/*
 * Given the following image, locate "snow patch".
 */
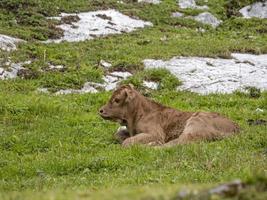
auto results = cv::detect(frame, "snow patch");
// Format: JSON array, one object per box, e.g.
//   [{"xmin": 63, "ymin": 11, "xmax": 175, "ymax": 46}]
[
  {"xmin": 0, "ymin": 34, "xmax": 24, "ymax": 51},
  {"xmin": 143, "ymin": 53, "xmax": 267, "ymax": 94},
  {"xmin": 240, "ymin": 1, "xmax": 267, "ymax": 19},
  {"xmin": 47, "ymin": 9, "xmax": 152, "ymax": 43}
]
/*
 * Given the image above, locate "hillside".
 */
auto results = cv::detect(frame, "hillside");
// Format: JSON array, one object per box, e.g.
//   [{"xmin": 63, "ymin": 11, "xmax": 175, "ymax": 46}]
[{"xmin": 0, "ymin": 0, "xmax": 267, "ymax": 199}]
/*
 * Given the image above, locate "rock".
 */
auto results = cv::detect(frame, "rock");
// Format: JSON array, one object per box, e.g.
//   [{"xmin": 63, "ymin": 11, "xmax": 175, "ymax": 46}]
[
  {"xmin": 54, "ymin": 71, "xmax": 132, "ymax": 95},
  {"xmin": 193, "ymin": 12, "xmax": 221, "ymax": 28},
  {"xmin": 0, "ymin": 61, "xmax": 31, "ymax": 80},
  {"xmin": 0, "ymin": 34, "xmax": 24, "ymax": 51},
  {"xmin": 46, "ymin": 9, "xmax": 152, "ymax": 43},
  {"xmin": 55, "ymin": 89, "xmax": 78, "ymax": 95},
  {"xmin": 110, "ymin": 71, "xmax": 132, "ymax": 79},
  {"xmin": 48, "ymin": 64, "xmax": 64, "ymax": 70},
  {"xmin": 209, "ymin": 180, "xmax": 245, "ymax": 197},
  {"xmin": 81, "ymin": 83, "xmax": 99, "ymax": 93},
  {"xmin": 138, "ymin": 0, "xmax": 161, "ymax": 4},
  {"xmin": 239, "ymin": 1, "xmax": 267, "ymax": 19},
  {"xmin": 143, "ymin": 81, "xmax": 159, "ymax": 90},
  {"xmin": 255, "ymin": 108, "xmax": 264, "ymax": 113},
  {"xmin": 178, "ymin": 0, "xmax": 209, "ymax": 10},
  {"xmin": 171, "ymin": 12, "xmax": 184, "ymax": 18},
  {"xmin": 143, "ymin": 53, "xmax": 267, "ymax": 94},
  {"xmin": 160, "ymin": 35, "xmax": 168, "ymax": 42},
  {"xmin": 37, "ymin": 88, "xmax": 49, "ymax": 93},
  {"xmin": 100, "ymin": 60, "xmax": 112, "ymax": 68}
]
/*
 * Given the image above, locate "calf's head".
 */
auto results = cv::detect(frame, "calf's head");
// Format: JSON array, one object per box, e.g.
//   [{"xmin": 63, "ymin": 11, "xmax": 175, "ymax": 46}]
[{"xmin": 99, "ymin": 85, "xmax": 136, "ymax": 125}]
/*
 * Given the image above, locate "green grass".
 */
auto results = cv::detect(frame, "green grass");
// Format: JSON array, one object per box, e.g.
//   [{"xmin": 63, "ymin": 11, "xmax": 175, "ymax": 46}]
[{"xmin": 0, "ymin": 0, "xmax": 267, "ymax": 199}]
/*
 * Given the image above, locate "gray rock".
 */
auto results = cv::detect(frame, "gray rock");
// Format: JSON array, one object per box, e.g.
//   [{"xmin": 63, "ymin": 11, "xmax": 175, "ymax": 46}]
[
  {"xmin": 143, "ymin": 81, "xmax": 159, "ymax": 90},
  {"xmin": 138, "ymin": 0, "xmax": 161, "ymax": 4},
  {"xmin": 46, "ymin": 9, "xmax": 152, "ymax": 43},
  {"xmin": 178, "ymin": 0, "xmax": 209, "ymax": 9},
  {"xmin": 172, "ymin": 12, "xmax": 184, "ymax": 18},
  {"xmin": 100, "ymin": 60, "xmax": 112, "ymax": 68},
  {"xmin": 0, "ymin": 61, "xmax": 31, "ymax": 80},
  {"xmin": 193, "ymin": 12, "xmax": 221, "ymax": 28},
  {"xmin": 239, "ymin": 1, "xmax": 267, "ymax": 19},
  {"xmin": 0, "ymin": 34, "xmax": 24, "ymax": 51},
  {"xmin": 143, "ymin": 53, "xmax": 267, "ymax": 94},
  {"xmin": 209, "ymin": 180, "xmax": 245, "ymax": 196}
]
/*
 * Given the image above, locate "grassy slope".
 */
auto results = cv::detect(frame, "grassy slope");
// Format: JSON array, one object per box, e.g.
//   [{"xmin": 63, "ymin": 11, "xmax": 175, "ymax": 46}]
[{"xmin": 0, "ymin": 0, "xmax": 267, "ymax": 199}]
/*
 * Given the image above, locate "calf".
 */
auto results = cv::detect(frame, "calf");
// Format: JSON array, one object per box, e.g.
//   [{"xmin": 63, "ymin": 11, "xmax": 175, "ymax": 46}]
[{"xmin": 99, "ymin": 85, "xmax": 240, "ymax": 147}]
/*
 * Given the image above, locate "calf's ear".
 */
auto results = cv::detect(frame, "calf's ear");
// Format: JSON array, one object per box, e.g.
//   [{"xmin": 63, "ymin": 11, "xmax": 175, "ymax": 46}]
[
  {"xmin": 128, "ymin": 84, "xmax": 134, "ymax": 89},
  {"xmin": 125, "ymin": 88, "xmax": 135, "ymax": 103}
]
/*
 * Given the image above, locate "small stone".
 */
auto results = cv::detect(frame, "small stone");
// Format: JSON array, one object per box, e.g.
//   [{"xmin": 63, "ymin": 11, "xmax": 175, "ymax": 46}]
[
  {"xmin": 143, "ymin": 81, "xmax": 159, "ymax": 90},
  {"xmin": 37, "ymin": 88, "xmax": 49, "ymax": 93},
  {"xmin": 81, "ymin": 83, "xmax": 99, "ymax": 93},
  {"xmin": 110, "ymin": 71, "xmax": 132, "ymax": 79},
  {"xmin": 100, "ymin": 60, "xmax": 112, "ymax": 68},
  {"xmin": 0, "ymin": 61, "xmax": 31, "ymax": 80},
  {"xmin": 193, "ymin": 12, "xmax": 221, "ymax": 28},
  {"xmin": 255, "ymin": 108, "xmax": 264, "ymax": 113},
  {"xmin": 172, "ymin": 12, "xmax": 184, "ymax": 18},
  {"xmin": 0, "ymin": 34, "xmax": 24, "ymax": 51},
  {"xmin": 178, "ymin": 0, "xmax": 209, "ymax": 9},
  {"xmin": 49, "ymin": 64, "xmax": 64, "ymax": 70},
  {"xmin": 138, "ymin": 0, "xmax": 161, "ymax": 4},
  {"xmin": 160, "ymin": 35, "xmax": 168, "ymax": 42}
]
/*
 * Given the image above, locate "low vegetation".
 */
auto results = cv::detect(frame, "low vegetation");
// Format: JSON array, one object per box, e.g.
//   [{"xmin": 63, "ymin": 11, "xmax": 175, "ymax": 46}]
[{"xmin": 0, "ymin": 0, "xmax": 266, "ymax": 199}]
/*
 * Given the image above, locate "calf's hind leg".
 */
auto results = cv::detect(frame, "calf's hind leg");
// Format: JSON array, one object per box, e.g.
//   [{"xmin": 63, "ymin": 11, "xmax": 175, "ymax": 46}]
[{"xmin": 163, "ymin": 115, "xmax": 227, "ymax": 147}]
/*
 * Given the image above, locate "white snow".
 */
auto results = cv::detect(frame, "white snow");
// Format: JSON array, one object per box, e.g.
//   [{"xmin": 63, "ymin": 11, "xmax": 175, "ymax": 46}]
[
  {"xmin": 0, "ymin": 34, "xmax": 24, "ymax": 51},
  {"xmin": 239, "ymin": 1, "xmax": 267, "ymax": 19},
  {"xmin": 143, "ymin": 53, "xmax": 267, "ymax": 94},
  {"xmin": 47, "ymin": 9, "xmax": 152, "ymax": 43}
]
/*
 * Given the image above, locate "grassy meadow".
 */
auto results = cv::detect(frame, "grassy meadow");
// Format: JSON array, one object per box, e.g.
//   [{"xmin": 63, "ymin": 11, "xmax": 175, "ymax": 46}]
[{"xmin": 0, "ymin": 0, "xmax": 267, "ymax": 199}]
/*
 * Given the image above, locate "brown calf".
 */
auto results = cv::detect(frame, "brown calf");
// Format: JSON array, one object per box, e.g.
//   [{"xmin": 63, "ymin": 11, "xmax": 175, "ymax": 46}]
[{"xmin": 99, "ymin": 85, "xmax": 240, "ymax": 147}]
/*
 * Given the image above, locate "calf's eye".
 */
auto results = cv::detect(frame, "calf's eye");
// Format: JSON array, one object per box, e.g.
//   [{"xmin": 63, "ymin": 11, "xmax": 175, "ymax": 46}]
[{"xmin": 114, "ymin": 98, "xmax": 120, "ymax": 103}]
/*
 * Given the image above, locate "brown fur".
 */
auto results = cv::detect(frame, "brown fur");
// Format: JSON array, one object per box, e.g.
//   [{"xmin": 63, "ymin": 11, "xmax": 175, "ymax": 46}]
[{"xmin": 99, "ymin": 85, "xmax": 240, "ymax": 147}]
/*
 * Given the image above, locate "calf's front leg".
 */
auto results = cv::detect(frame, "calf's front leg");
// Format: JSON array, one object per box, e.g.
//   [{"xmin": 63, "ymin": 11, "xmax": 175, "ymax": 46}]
[
  {"xmin": 114, "ymin": 126, "xmax": 130, "ymax": 143},
  {"xmin": 122, "ymin": 133, "xmax": 164, "ymax": 147}
]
